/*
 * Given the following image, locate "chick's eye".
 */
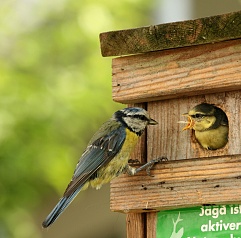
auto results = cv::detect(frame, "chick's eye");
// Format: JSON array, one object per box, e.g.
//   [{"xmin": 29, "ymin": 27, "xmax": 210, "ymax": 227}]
[{"xmin": 192, "ymin": 114, "xmax": 205, "ymax": 119}]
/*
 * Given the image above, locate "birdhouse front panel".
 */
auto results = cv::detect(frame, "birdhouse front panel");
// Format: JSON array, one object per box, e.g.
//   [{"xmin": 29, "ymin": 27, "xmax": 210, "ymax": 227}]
[
  {"xmin": 109, "ymin": 38, "xmax": 241, "ymax": 214},
  {"xmin": 147, "ymin": 91, "xmax": 241, "ymax": 161}
]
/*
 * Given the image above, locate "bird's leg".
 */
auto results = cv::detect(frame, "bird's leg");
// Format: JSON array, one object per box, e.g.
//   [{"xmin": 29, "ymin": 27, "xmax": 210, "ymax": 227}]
[{"xmin": 125, "ymin": 157, "xmax": 167, "ymax": 176}]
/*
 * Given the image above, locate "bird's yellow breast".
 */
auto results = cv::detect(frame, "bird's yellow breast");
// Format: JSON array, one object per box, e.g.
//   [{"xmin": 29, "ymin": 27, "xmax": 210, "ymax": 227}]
[
  {"xmin": 195, "ymin": 125, "xmax": 228, "ymax": 150},
  {"xmin": 90, "ymin": 128, "xmax": 139, "ymax": 189},
  {"xmin": 117, "ymin": 128, "xmax": 140, "ymax": 159}
]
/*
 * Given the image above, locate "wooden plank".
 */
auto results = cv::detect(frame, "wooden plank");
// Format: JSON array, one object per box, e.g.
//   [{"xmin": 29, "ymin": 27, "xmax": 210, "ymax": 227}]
[
  {"xmin": 112, "ymin": 39, "xmax": 241, "ymax": 103},
  {"xmin": 147, "ymin": 91, "xmax": 241, "ymax": 160},
  {"xmin": 147, "ymin": 213, "xmax": 157, "ymax": 238},
  {"xmin": 110, "ymin": 155, "xmax": 241, "ymax": 213},
  {"xmin": 126, "ymin": 213, "xmax": 145, "ymax": 238},
  {"xmin": 100, "ymin": 11, "xmax": 241, "ymax": 57}
]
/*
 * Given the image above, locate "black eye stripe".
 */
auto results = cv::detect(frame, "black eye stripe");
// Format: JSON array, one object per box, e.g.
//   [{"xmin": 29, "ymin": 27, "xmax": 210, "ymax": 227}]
[
  {"xmin": 130, "ymin": 115, "xmax": 148, "ymax": 120},
  {"xmin": 191, "ymin": 114, "xmax": 206, "ymax": 119}
]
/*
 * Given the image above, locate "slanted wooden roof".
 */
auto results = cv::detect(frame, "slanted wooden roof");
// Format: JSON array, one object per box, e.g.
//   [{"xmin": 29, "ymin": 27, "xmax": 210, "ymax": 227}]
[{"xmin": 100, "ymin": 11, "xmax": 241, "ymax": 57}]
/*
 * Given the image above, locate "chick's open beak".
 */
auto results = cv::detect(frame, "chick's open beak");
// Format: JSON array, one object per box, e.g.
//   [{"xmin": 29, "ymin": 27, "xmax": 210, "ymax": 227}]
[
  {"xmin": 148, "ymin": 118, "xmax": 158, "ymax": 125},
  {"xmin": 182, "ymin": 113, "xmax": 194, "ymax": 131}
]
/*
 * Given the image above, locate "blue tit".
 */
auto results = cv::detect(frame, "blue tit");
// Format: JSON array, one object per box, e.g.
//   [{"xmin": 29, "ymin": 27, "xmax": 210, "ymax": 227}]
[
  {"xmin": 42, "ymin": 107, "xmax": 160, "ymax": 228},
  {"xmin": 182, "ymin": 103, "xmax": 228, "ymax": 150}
]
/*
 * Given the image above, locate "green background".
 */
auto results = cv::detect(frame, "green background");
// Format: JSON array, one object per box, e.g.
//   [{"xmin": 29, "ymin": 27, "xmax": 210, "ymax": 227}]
[{"xmin": 1, "ymin": 0, "xmax": 241, "ymax": 237}]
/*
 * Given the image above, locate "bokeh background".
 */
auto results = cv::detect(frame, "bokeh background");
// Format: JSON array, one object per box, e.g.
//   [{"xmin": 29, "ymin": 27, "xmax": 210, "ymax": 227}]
[{"xmin": 0, "ymin": 0, "xmax": 241, "ymax": 237}]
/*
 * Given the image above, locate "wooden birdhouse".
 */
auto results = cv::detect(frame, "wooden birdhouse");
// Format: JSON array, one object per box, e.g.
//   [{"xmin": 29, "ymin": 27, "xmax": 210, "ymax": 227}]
[{"xmin": 100, "ymin": 11, "xmax": 241, "ymax": 238}]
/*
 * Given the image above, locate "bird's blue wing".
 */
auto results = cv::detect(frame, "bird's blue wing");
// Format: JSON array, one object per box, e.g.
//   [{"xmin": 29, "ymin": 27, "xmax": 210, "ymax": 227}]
[
  {"xmin": 42, "ymin": 124, "xmax": 126, "ymax": 228},
  {"xmin": 63, "ymin": 124, "xmax": 126, "ymax": 196}
]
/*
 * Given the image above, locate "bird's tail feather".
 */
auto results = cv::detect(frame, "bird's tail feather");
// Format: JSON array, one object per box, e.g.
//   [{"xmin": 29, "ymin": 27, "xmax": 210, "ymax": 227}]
[{"xmin": 42, "ymin": 188, "xmax": 81, "ymax": 228}]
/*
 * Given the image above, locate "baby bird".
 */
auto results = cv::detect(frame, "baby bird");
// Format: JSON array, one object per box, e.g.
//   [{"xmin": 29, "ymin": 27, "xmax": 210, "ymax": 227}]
[{"xmin": 183, "ymin": 103, "xmax": 228, "ymax": 150}]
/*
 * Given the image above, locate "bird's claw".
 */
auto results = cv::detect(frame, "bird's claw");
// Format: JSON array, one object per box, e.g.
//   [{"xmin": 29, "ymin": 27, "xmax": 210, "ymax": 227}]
[
  {"xmin": 128, "ymin": 159, "xmax": 140, "ymax": 164},
  {"xmin": 157, "ymin": 156, "xmax": 168, "ymax": 162},
  {"xmin": 145, "ymin": 156, "xmax": 168, "ymax": 177}
]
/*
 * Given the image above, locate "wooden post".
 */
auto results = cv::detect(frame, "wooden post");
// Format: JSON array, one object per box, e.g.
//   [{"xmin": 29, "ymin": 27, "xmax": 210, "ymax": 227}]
[
  {"xmin": 126, "ymin": 103, "xmax": 146, "ymax": 238},
  {"xmin": 100, "ymin": 11, "xmax": 241, "ymax": 237}
]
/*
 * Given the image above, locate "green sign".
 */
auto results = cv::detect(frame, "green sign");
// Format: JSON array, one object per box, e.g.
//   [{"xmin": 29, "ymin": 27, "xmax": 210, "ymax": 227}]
[{"xmin": 157, "ymin": 205, "xmax": 241, "ymax": 238}]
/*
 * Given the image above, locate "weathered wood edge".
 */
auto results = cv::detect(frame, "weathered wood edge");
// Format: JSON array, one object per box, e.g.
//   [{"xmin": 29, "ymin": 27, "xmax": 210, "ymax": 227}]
[
  {"xmin": 110, "ymin": 155, "xmax": 241, "ymax": 213},
  {"xmin": 100, "ymin": 11, "xmax": 241, "ymax": 57}
]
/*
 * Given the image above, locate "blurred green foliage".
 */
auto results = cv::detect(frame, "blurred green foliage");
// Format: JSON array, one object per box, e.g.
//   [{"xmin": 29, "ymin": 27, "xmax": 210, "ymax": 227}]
[{"xmin": 0, "ymin": 0, "xmax": 152, "ymax": 237}]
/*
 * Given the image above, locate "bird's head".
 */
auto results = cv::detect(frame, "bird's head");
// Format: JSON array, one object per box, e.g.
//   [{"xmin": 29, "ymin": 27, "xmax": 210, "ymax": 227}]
[
  {"xmin": 182, "ymin": 103, "xmax": 217, "ymax": 132},
  {"xmin": 114, "ymin": 107, "xmax": 158, "ymax": 135}
]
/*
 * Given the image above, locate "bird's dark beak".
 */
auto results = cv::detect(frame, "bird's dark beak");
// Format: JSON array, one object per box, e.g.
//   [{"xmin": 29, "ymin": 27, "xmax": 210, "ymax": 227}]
[
  {"xmin": 182, "ymin": 113, "xmax": 194, "ymax": 131},
  {"xmin": 148, "ymin": 118, "xmax": 158, "ymax": 125}
]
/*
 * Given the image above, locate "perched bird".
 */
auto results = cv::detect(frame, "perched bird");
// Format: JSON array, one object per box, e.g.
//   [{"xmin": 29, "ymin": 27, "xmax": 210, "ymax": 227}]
[
  {"xmin": 182, "ymin": 103, "xmax": 228, "ymax": 150},
  {"xmin": 42, "ymin": 107, "xmax": 161, "ymax": 228}
]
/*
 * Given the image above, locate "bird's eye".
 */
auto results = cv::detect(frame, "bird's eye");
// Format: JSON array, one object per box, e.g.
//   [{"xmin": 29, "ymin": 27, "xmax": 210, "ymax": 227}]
[
  {"xmin": 132, "ymin": 115, "xmax": 148, "ymax": 121},
  {"xmin": 192, "ymin": 114, "xmax": 205, "ymax": 119},
  {"xmin": 139, "ymin": 115, "xmax": 147, "ymax": 120}
]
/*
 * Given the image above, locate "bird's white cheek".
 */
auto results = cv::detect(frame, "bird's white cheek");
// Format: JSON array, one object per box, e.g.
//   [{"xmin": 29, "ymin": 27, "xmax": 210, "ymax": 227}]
[{"xmin": 193, "ymin": 122, "xmax": 201, "ymax": 131}]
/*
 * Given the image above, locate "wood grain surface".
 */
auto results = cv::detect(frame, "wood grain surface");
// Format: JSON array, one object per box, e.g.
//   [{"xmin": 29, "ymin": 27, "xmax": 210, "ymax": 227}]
[
  {"xmin": 112, "ymin": 39, "xmax": 241, "ymax": 103},
  {"xmin": 111, "ymin": 91, "xmax": 241, "ymax": 213},
  {"xmin": 147, "ymin": 91, "xmax": 241, "ymax": 160},
  {"xmin": 100, "ymin": 11, "xmax": 241, "ymax": 57},
  {"xmin": 111, "ymin": 155, "xmax": 241, "ymax": 213}
]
